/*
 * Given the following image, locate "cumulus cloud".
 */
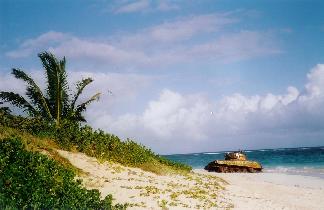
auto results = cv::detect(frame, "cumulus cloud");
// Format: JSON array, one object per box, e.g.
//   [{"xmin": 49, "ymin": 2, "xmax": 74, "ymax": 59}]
[
  {"xmin": 304, "ymin": 64, "xmax": 324, "ymax": 97},
  {"xmin": 83, "ymin": 64, "xmax": 324, "ymax": 154}
]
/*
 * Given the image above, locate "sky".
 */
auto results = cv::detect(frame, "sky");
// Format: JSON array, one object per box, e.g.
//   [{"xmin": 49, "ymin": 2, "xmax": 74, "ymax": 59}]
[{"xmin": 1, "ymin": 0, "xmax": 324, "ymax": 154}]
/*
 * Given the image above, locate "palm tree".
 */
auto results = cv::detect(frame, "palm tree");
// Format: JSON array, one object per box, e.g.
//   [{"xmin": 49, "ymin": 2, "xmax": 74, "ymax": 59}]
[{"xmin": 0, "ymin": 52, "xmax": 100, "ymax": 127}]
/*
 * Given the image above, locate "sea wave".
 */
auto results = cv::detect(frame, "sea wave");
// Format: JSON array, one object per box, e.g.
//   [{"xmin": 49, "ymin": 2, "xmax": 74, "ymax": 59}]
[
  {"xmin": 265, "ymin": 166, "xmax": 324, "ymax": 178},
  {"xmin": 273, "ymin": 148, "xmax": 286, "ymax": 151},
  {"xmin": 203, "ymin": 152, "xmax": 220, "ymax": 155}
]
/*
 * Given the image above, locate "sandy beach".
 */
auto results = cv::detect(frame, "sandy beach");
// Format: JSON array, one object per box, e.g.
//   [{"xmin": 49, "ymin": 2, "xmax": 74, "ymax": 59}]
[
  {"xmin": 57, "ymin": 150, "xmax": 232, "ymax": 209},
  {"xmin": 57, "ymin": 150, "xmax": 324, "ymax": 209},
  {"xmin": 196, "ymin": 170, "xmax": 324, "ymax": 210}
]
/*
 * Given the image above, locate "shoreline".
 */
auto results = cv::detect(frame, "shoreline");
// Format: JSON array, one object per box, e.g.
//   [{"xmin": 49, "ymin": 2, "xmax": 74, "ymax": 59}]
[
  {"xmin": 193, "ymin": 166, "xmax": 324, "ymax": 180},
  {"xmin": 195, "ymin": 169, "xmax": 324, "ymax": 210}
]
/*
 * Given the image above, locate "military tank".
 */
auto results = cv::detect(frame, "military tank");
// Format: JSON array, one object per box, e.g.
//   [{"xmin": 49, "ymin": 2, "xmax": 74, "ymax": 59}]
[{"xmin": 204, "ymin": 151, "xmax": 262, "ymax": 173}]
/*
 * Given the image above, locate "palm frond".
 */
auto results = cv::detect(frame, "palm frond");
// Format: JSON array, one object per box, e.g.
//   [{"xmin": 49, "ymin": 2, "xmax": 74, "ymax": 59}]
[
  {"xmin": 11, "ymin": 68, "xmax": 52, "ymax": 119},
  {"xmin": 0, "ymin": 91, "xmax": 38, "ymax": 116},
  {"xmin": 74, "ymin": 92, "xmax": 101, "ymax": 122},
  {"xmin": 59, "ymin": 56, "xmax": 70, "ymax": 115},
  {"xmin": 38, "ymin": 52, "xmax": 69, "ymax": 124},
  {"xmin": 71, "ymin": 77, "xmax": 94, "ymax": 110}
]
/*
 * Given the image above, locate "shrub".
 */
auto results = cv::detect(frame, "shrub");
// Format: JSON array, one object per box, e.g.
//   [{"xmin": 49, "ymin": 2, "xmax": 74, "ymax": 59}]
[
  {"xmin": 0, "ymin": 137, "xmax": 126, "ymax": 209},
  {"xmin": 53, "ymin": 124, "xmax": 191, "ymax": 172}
]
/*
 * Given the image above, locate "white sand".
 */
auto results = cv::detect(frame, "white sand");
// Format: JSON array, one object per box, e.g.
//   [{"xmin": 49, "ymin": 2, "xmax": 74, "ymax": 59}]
[
  {"xmin": 57, "ymin": 150, "xmax": 231, "ymax": 209},
  {"xmin": 195, "ymin": 169, "xmax": 324, "ymax": 210},
  {"xmin": 56, "ymin": 149, "xmax": 324, "ymax": 209}
]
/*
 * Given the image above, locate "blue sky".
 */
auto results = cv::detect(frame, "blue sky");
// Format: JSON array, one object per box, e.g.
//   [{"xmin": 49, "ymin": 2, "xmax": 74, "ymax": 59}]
[{"xmin": 1, "ymin": 0, "xmax": 324, "ymax": 154}]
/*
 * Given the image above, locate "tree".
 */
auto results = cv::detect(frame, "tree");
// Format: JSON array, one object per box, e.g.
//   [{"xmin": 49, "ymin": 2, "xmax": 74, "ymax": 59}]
[{"xmin": 0, "ymin": 52, "xmax": 100, "ymax": 126}]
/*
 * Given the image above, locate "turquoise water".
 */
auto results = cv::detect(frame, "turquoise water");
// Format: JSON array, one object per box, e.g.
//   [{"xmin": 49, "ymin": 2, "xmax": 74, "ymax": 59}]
[{"xmin": 164, "ymin": 146, "xmax": 324, "ymax": 178}]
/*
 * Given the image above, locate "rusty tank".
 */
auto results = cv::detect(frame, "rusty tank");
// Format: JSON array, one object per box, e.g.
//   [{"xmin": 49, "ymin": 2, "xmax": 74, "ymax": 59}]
[{"xmin": 204, "ymin": 151, "xmax": 262, "ymax": 173}]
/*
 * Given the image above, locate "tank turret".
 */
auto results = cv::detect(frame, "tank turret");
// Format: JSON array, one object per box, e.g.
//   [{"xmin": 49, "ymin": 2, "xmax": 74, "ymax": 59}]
[{"xmin": 224, "ymin": 151, "xmax": 247, "ymax": 161}]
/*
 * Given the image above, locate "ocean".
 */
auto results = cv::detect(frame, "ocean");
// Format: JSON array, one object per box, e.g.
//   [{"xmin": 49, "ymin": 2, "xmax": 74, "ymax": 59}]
[{"xmin": 164, "ymin": 146, "xmax": 324, "ymax": 179}]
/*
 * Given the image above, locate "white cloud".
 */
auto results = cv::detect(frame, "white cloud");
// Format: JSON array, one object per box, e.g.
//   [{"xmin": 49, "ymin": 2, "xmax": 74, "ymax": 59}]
[
  {"xmin": 116, "ymin": 13, "xmax": 237, "ymax": 48},
  {"xmin": 141, "ymin": 90, "xmax": 210, "ymax": 139},
  {"xmin": 115, "ymin": 0, "xmax": 150, "ymax": 13},
  {"xmin": 68, "ymin": 71, "xmax": 154, "ymax": 106},
  {"xmin": 304, "ymin": 64, "xmax": 324, "ymax": 98},
  {"xmin": 6, "ymin": 33, "xmax": 151, "ymax": 67},
  {"xmin": 146, "ymin": 14, "xmax": 237, "ymax": 42},
  {"xmin": 157, "ymin": 0, "xmax": 179, "ymax": 11},
  {"xmin": 50, "ymin": 37, "xmax": 150, "ymax": 65},
  {"xmin": 6, "ymin": 30, "xmax": 279, "ymax": 69},
  {"xmin": 113, "ymin": 0, "xmax": 179, "ymax": 13},
  {"xmin": 0, "ymin": 72, "xmax": 26, "ymax": 95},
  {"xmin": 6, "ymin": 31, "xmax": 69, "ymax": 58}
]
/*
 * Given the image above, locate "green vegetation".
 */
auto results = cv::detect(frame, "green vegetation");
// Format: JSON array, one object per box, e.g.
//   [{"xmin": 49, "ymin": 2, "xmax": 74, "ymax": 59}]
[
  {"xmin": 0, "ymin": 110, "xmax": 191, "ymax": 174},
  {"xmin": 158, "ymin": 199, "xmax": 168, "ymax": 210},
  {"xmin": 0, "ymin": 114, "xmax": 191, "ymax": 209},
  {"xmin": 0, "ymin": 137, "xmax": 126, "ymax": 209}
]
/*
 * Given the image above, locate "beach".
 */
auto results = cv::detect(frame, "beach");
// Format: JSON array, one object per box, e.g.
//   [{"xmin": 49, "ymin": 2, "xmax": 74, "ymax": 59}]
[
  {"xmin": 57, "ymin": 150, "xmax": 232, "ymax": 209},
  {"xmin": 57, "ymin": 149, "xmax": 324, "ymax": 209}
]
